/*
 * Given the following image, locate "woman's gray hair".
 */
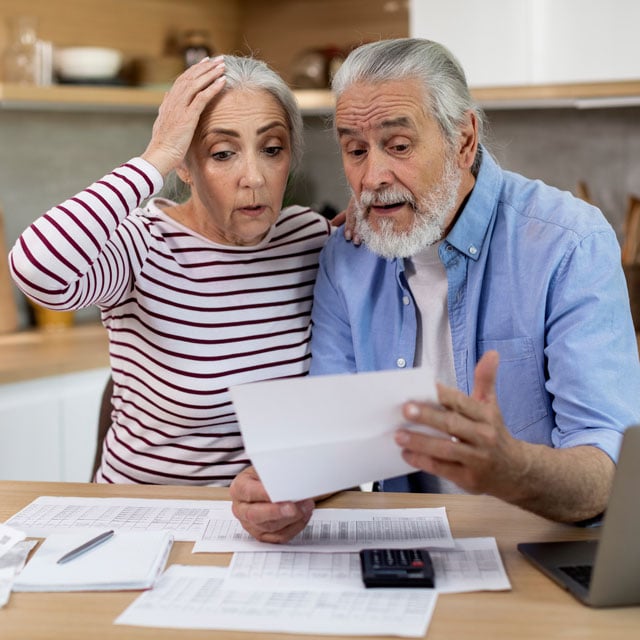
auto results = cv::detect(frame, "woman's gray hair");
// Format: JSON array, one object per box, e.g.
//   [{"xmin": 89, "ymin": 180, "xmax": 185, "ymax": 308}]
[
  {"xmin": 221, "ymin": 55, "xmax": 304, "ymax": 173},
  {"xmin": 332, "ymin": 38, "xmax": 485, "ymax": 174}
]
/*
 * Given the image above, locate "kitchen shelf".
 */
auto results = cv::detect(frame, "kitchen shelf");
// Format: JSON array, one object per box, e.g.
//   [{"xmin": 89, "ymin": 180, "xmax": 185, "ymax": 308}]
[
  {"xmin": 3, "ymin": 79, "xmax": 640, "ymax": 115},
  {"xmin": 0, "ymin": 322, "xmax": 109, "ymax": 385},
  {"xmin": 0, "ymin": 83, "xmax": 165, "ymax": 113},
  {"xmin": 472, "ymin": 79, "xmax": 640, "ymax": 110}
]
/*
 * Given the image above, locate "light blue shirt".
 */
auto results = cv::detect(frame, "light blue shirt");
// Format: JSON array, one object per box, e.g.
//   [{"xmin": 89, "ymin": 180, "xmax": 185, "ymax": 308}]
[{"xmin": 310, "ymin": 150, "xmax": 640, "ymax": 493}]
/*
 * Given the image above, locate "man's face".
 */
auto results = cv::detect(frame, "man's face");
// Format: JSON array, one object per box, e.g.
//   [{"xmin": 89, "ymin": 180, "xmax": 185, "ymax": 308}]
[{"xmin": 335, "ymin": 78, "xmax": 465, "ymax": 258}]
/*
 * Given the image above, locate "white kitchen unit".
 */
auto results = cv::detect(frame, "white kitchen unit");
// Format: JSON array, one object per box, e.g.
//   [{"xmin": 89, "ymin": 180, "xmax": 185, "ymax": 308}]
[
  {"xmin": 0, "ymin": 367, "xmax": 109, "ymax": 482},
  {"xmin": 410, "ymin": 0, "xmax": 640, "ymax": 87}
]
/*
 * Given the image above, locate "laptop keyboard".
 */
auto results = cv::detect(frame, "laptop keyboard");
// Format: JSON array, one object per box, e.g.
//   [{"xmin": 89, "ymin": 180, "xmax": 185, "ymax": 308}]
[{"xmin": 559, "ymin": 564, "xmax": 592, "ymax": 588}]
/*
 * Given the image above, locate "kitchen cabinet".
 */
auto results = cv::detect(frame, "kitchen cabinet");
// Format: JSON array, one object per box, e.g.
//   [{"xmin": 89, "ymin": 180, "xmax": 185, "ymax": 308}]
[
  {"xmin": 0, "ymin": 324, "xmax": 109, "ymax": 482},
  {"xmin": 0, "ymin": 367, "xmax": 109, "ymax": 482},
  {"xmin": 410, "ymin": 0, "xmax": 640, "ymax": 88}
]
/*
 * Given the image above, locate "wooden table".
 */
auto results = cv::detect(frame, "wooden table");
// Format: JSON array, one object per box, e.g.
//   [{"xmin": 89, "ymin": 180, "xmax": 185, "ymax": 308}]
[{"xmin": 1, "ymin": 481, "xmax": 638, "ymax": 639}]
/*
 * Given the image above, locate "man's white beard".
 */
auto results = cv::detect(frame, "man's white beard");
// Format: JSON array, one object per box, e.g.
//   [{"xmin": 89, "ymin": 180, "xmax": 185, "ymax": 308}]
[{"xmin": 353, "ymin": 154, "xmax": 462, "ymax": 259}]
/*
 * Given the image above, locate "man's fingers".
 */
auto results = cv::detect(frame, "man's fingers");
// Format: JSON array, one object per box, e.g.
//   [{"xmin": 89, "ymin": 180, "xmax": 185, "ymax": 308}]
[
  {"xmin": 403, "ymin": 398, "xmax": 483, "ymax": 445},
  {"xmin": 471, "ymin": 350, "xmax": 499, "ymax": 403}
]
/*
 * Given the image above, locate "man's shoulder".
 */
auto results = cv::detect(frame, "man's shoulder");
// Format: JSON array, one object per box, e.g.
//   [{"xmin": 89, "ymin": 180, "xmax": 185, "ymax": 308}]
[
  {"xmin": 322, "ymin": 227, "xmax": 388, "ymax": 269},
  {"xmin": 499, "ymin": 170, "xmax": 611, "ymax": 236}
]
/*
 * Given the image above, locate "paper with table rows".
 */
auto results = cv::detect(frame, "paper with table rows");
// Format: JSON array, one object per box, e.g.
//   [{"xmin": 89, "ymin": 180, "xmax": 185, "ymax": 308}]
[
  {"xmin": 7, "ymin": 497, "xmax": 455, "ymax": 552},
  {"xmin": 116, "ymin": 538, "xmax": 510, "ymax": 636},
  {"xmin": 116, "ymin": 564, "xmax": 438, "ymax": 637},
  {"xmin": 193, "ymin": 506, "xmax": 455, "ymax": 553},
  {"xmin": 5, "ymin": 496, "xmax": 229, "ymax": 541},
  {"xmin": 223, "ymin": 537, "xmax": 511, "ymax": 594}
]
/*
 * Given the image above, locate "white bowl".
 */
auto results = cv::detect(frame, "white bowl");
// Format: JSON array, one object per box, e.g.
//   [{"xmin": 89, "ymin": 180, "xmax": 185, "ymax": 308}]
[{"xmin": 54, "ymin": 47, "xmax": 123, "ymax": 81}]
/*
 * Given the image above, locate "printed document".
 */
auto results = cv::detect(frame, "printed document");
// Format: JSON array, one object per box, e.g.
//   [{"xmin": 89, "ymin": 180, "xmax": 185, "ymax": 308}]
[
  {"xmin": 223, "ymin": 537, "xmax": 511, "ymax": 594},
  {"xmin": 6, "ymin": 496, "xmax": 229, "ymax": 541},
  {"xmin": 116, "ymin": 564, "xmax": 438, "ymax": 637},
  {"xmin": 229, "ymin": 367, "xmax": 439, "ymax": 501},
  {"xmin": 194, "ymin": 506, "xmax": 454, "ymax": 553}
]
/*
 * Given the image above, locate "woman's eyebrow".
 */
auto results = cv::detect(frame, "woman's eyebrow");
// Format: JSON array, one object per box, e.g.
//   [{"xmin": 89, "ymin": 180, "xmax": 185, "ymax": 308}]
[
  {"xmin": 256, "ymin": 120, "xmax": 288, "ymax": 135},
  {"xmin": 202, "ymin": 121, "xmax": 286, "ymax": 139}
]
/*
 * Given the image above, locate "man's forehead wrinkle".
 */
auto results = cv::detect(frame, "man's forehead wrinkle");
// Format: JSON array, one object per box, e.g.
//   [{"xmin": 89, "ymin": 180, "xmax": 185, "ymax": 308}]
[
  {"xmin": 336, "ymin": 95, "xmax": 421, "ymax": 135},
  {"xmin": 336, "ymin": 109, "xmax": 413, "ymax": 134}
]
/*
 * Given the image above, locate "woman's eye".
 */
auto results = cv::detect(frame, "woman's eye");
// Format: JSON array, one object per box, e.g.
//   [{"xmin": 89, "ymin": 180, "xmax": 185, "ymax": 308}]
[
  {"xmin": 212, "ymin": 150, "xmax": 233, "ymax": 161},
  {"xmin": 263, "ymin": 146, "xmax": 283, "ymax": 157}
]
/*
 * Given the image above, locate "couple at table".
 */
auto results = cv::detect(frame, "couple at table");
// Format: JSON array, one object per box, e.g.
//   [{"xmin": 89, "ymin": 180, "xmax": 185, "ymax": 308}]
[{"xmin": 10, "ymin": 38, "xmax": 640, "ymax": 542}]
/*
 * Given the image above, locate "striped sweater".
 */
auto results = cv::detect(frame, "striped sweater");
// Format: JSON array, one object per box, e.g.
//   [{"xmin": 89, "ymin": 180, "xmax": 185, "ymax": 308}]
[{"xmin": 9, "ymin": 157, "xmax": 332, "ymax": 485}]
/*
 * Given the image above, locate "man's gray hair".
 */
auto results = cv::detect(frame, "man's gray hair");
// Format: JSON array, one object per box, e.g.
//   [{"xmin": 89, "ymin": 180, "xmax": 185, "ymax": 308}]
[
  {"xmin": 222, "ymin": 55, "xmax": 304, "ymax": 172},
  {"xmin": 332, "ymin": 38, "xmax": 485, "ymax": 173}
]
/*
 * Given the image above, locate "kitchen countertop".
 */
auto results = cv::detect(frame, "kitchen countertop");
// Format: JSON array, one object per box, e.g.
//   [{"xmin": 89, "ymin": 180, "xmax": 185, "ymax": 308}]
[{"xmin": 0, "ymin": 322, "xmax": 109, "ymax": 385}]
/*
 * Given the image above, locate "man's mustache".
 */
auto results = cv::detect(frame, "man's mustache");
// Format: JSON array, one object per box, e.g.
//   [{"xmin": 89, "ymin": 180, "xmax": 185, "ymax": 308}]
[{"xmin": 356, "ymin": 188, "xmax": 417, "ymax": 211}]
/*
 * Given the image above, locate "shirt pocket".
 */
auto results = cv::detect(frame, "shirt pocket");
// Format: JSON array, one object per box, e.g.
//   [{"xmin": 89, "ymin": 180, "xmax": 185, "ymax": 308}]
[{"xmin": 477, "ymin": 337, "xmax": 548, "ymax": 435}]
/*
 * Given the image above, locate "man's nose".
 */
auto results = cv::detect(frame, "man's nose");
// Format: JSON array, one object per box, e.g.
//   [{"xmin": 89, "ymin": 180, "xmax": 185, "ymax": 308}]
[{"xmin": 361, "ymin": 150, "xmax": 393, "ymax": 191}]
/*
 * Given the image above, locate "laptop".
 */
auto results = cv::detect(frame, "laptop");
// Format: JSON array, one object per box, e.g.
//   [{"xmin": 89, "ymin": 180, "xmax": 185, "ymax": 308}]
[{"xmin": 518, "ymin": 425, "xmax": 640, "ymax": 607}]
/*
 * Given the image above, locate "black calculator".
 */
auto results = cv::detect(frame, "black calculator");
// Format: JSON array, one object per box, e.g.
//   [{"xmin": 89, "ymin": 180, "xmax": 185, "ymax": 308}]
[{"xmin": 359, "ymin": 548, "xmax": 435, "ymax": 588}]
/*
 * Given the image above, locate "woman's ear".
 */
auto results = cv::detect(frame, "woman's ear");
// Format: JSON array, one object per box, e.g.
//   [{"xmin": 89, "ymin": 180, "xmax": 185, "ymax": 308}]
[{"xmin": 175, "ymin": 163, "xmax": 191, "ymax": 186}]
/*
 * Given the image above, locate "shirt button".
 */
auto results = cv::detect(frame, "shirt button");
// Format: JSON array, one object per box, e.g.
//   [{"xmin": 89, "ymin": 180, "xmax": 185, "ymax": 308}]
[
  {"xmin": 469, "ymin": 245, "xmax": 478, "ymax": 255},
  {"xmin": 402, "ymin": 295, "xmax": 410, "ymax": 305},
  {"xmin": 396, "ymin": 358, "xmax": 406, "ymax": 368}
]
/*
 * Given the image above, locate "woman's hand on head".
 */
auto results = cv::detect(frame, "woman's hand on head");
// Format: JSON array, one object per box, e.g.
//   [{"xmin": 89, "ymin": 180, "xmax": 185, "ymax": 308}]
[{"xmin": 141, "ymin": 56, "xmax": 227, "ymax": 176}]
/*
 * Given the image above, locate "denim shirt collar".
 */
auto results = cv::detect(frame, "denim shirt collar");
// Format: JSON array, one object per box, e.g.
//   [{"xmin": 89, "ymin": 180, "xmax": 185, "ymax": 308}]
[
  {"xmin": 391, "ymin": 147, "xmax": 503, "ymax": 277},
  {"xmin": 445, "ymin": 147, "xmax": 504, "ymax": 261}
]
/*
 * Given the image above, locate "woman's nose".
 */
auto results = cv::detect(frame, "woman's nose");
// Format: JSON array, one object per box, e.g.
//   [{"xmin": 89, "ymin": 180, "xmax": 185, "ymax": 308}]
[{"xmin": 239, "ymin": 154, "xmax": 266, "ymax": 189}]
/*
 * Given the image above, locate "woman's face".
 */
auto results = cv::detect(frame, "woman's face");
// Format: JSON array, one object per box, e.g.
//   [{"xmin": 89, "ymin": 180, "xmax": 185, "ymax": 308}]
[{"xmin": 181, "ymin": 88, "xmax": 292, "ymax": 246}]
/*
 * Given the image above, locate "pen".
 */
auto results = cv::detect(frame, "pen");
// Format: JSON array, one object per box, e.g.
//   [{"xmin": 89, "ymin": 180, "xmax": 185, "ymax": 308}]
[{"xmin": 56, "ymin": 530, "xmax": 115, "ymax": 564}]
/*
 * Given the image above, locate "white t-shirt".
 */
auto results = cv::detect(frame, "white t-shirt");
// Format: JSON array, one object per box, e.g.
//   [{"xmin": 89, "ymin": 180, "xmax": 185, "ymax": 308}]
[{"xmin": 405, "ymin": 242, "xmax": 464, "ymax": 494}]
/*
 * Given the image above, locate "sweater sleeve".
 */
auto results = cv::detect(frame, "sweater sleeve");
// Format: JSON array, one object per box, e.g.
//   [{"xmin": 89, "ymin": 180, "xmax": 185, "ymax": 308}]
[{"xmin": 8, "ymin": 157, "xmax": 164, "ymax": 311}]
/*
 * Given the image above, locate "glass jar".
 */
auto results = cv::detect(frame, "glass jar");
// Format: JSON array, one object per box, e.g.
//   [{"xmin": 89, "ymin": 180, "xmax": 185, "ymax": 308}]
[
  {"xmin": 3, "ymin": 15, "xmax": 39, "ymax": 84},
  {"xmin": 181, "ymin": 30, "xmax": 213, "ymax": 68}
]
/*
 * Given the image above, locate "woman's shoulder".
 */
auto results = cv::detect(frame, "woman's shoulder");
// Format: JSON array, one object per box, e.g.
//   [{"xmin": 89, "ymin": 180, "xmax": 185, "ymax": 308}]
[{"xmin": 275, "ymin": 205, "xmax": 333, "ymax": 238}]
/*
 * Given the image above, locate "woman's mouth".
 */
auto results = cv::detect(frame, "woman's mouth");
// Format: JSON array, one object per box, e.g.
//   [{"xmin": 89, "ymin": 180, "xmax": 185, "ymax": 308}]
[{"xmin": 239, "ymin": 205, "xmax": 267, "ymax": 217}]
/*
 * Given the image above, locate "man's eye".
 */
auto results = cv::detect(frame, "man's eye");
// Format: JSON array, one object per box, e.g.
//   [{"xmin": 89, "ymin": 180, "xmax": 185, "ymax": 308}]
[
  {"xmin": 347, "ymin": 148, "xmax": 367, "ymax": 158},
  {"xmin": 212, "ymin": 150, "xmax": 233, "ymax": 160},
  {"xmin": 263, "ymin": 146, "xmax": 283, "ymax": 157},
  {"xmin": 391, "ymin": 144, "xmax": 410, "ymax": 153}
]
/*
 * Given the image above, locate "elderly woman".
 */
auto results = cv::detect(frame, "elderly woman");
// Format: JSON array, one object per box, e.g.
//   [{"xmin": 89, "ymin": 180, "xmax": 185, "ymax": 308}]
[{"xmin": 9, "ymin": 55, "xmax": 333, "ymax": 485}]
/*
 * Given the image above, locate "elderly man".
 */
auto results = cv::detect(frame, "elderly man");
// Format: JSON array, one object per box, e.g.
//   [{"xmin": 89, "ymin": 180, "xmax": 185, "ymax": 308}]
[{"xmin": 230, "ymin": 38, "xmax": 640, "ymax": 543}]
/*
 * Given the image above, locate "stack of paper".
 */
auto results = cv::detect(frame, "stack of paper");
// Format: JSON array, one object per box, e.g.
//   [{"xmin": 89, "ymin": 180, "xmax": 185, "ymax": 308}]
[
  {"xmin": 0, "ymin": 523, "xmax": 32, "ymax": 608},
  {"xmin": 13, "ymin": 529, "xmax": 173, "ymax": 592}
]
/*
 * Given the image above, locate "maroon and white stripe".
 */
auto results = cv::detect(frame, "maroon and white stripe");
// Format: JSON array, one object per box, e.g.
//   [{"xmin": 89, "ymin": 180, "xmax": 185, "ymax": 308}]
[{"xmin": 10, "ymin": 157, "xmax": 331, "ymax": 485}]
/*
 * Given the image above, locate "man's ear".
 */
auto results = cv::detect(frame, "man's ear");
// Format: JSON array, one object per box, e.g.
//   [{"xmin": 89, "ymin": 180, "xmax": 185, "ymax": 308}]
[{"xmin": 457, "ymin": 110, "xmax": 478, "ymax": 170}]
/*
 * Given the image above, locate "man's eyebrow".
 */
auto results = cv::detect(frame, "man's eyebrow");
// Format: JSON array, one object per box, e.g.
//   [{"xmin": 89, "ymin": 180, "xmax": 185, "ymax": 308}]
[{"xmin": 337, "ymin": 116, "xmax": 414, "ymax": 137}]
